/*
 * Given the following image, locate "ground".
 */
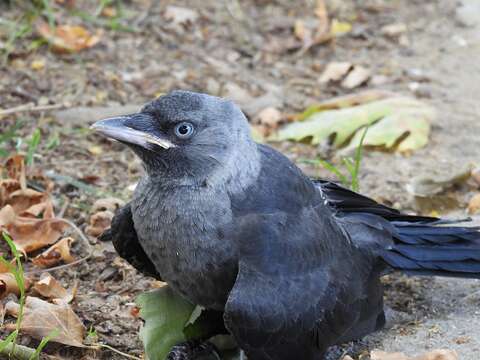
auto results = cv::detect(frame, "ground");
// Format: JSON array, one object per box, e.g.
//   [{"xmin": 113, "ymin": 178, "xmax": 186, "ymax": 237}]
[{"xmin": 1, "ymin": 0, "xmax": 479, "ymax": 359}]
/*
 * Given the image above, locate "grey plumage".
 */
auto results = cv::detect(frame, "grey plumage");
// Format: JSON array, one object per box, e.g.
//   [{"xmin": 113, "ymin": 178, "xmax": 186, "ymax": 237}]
[{"xmin": 93, "ymin": 90, "xmax": 480, "ymax": 360}]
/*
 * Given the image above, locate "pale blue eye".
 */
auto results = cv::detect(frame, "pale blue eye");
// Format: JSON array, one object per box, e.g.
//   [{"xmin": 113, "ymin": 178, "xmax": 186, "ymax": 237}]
[{"xmin": 174, "ymin": 122, "xmax": 194, "ymax": 139}]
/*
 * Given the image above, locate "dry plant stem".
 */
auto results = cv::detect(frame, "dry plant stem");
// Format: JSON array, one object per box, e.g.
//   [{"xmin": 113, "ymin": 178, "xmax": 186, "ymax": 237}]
[
  {"xmin": 88, "ymin": 344, "xmax": 142, "ymax": 360},
  {"xmin": 0, "ymin": 103, "xmax": 66, "ymax": 117},
  {"xmin": 25, "ymin": 218, "xmax": 93, "ymax": 276}
]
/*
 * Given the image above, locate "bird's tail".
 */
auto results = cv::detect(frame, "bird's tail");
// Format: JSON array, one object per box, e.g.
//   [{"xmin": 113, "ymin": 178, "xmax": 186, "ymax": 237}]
[
  {"xmin": 382, "ymin": 220, "xmax": 480, "ymax": 278},
  {"xmin": 316, "ymin": 179, "xmax": 480, "ymax": 279}
]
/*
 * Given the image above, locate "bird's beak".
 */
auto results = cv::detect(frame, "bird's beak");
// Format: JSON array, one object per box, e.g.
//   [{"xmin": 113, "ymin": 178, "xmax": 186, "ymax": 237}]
[{"xmin": 90, "ymin": 114, "xmax": 175, "ymax": 149}]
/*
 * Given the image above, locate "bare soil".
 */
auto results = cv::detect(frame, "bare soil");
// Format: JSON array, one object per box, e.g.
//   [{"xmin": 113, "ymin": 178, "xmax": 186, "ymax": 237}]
[{"xmin": 1, "ymin": 0, "xmax": 479, "ymax": 359}]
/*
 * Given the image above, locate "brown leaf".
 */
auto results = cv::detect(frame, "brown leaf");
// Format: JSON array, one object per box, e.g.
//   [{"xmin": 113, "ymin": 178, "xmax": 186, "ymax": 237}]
[
  {"xmin": 0, "ymin": 205, "xmax": 16, "ymax": 227},
  {"xmin": 0, "ymin": 179, "xmax": 21, "ymax": 207},
  {"xmin": 1, "ymin": 203, "xmax": 69, "ymax": 254},
  {"xmin": 33, "ymin": 273, "xmax": 75, "ymax": 303},
  {"xmin": 371, "ymin": 349, "xmax": 458, "ymax": 360},
  {"xmin": 4, "ymin": 155, "xmax": 25, "ymax": 180},
  {"xmin": 412, "ymin": 350, "xmax": 457, "ymax": 360},
  {"xmin": 0, "ymin": 273, "xmax": 20, "ymax": 299},
  {"xmin": 319, "ymin": 62, "xmax": 352, "ymax": 83},
  {"xmin": 164, "ymin": 6, "xmax": 198, "ymax": 25},
  {"xmin": 254, "ymin": 107, "xmax": 283, "ymax": 129},
  {"xmin": 36, "ymin": 21, "xmax": 101, "ymax": 54},
  {"xmin": 7, "ymin": 188, "xmax": 46, "ymax": 214},
  {"xmin": 32, "ymin": 237, "xmax": 75, "ymax": 268},
  {"xmin": 91, "ymin": 197, "xmax": 125, "ymax": 213},
  {"xmin": 85, "ymin": 210, "xmax": 114, "ymax": 237},
  {"xmin": 371, "ymin": 351, "xmax": 409, "ymax": 360},
  {"xmin": 314, "ymin": 0, "xmax": 329, "ymax": 37},
  {"xmin": 5, "ymin": 296, "xmax": 85, "ymax": 347},
  {"xmin": 341, "ymin": 66, "xmax": 371, "ymax": 89},
  {"xmin": 468, "ymin": 193, "xmax": 480, "ymax": 214}
]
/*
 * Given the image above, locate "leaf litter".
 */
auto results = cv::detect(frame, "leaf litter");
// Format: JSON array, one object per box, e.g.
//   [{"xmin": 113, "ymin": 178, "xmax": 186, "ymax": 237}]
[
  {"xmin": 0, "ymin": 154, "xmax": 88, "ymax": 349},
  {"xmin": 5, "ymin": 296, "xmax": 85, "ymax": 347}
]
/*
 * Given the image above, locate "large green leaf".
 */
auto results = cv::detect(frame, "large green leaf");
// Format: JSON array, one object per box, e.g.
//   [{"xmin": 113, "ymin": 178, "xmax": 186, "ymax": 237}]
[
  {"xmin": 137, "ymin": 286, "xmax": 233, "ymax": 360},
  {"xmin": 344, "ymin": 111, "xmax": 432, "ymax": 152},
  {"xmin": 137, "ymin": 286, "xmax": 196, "ymax": 360},
  {"xmin": 271, "ymin": 96, "xmax": 435, "ymax": 152}
]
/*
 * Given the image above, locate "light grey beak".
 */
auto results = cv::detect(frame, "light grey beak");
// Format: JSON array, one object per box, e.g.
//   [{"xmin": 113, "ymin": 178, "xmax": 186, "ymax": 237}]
[{"xmin": 91, "ymin": 114, "xmax": 175, "ymax": 150}]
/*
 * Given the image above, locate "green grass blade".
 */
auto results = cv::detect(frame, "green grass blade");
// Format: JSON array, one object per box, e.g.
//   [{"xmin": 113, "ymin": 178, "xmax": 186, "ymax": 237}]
[
  {"xmin": 351, "ymin": 126, "xmax": 369, "ymax": 192},
  {"xmin": 29, "ymin": 329, "xmax": 59, "ymax": 360},
  {"xmin": 0, "ymin": 331, "xmax": 18, "ymax": 353},
  {"xmin": 26, "ymin": 129, "xmax": 41, "ymax": 166},
  {"xmin": 2, "ymin": 232, "xmax": 26, "ymax": 355},
  {"xmin": 316, "ymin": 159, "xmax": 349, "ymax": 187}
]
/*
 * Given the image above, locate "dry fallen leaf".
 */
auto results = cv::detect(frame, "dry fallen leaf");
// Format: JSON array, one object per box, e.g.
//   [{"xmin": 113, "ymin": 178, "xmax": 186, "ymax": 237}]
[
  {"xmin": 32, "ymin": 237, "xmax": 75, "ymax": 268},
  {"xmin": 471, "ymin": 167, "xmax": 480, "ymax": 187},
  {"xmin": 468, "ymin": 193, "xmax": 480, "ymax": 214},
  {"xmin": 6, "ymin": 296, "xmax": 85, "ymax": 347},
  {"xmin": 319, "ymin": 62, "xmax": 352, "ymax": 83},
  {"xmin": 164, "ymin": 6, "xmax": 198, "ymax": 25},
  {"xmin": 372, "ymin": 351, "xmax": 409, "ymax": 360},
  {"xmin": 0, "ymin": 205, "xmax": 15, "ymax": 227},
  {"xmin": 91, "ymin": 197, "xmax": 125, "ymax": 213},
  {"xmin": 254, "ymin": 107, "xmax": 283, "ymax": 131},
  {"xmin": 1, "ymin": 203, "xmax": 69, "ymax": 254},
  {"xmin": 0, "ymin": 179, "xmax": 21, "ymax": 207},
  {"xmin": 85, "ymin": 210, "xmax": 114, "ymax": 237},
  {"xmin": 36, "ymin": 21, "xmax": 101, "ymax": 53},
  {"xmin": 381, "ymin": 23, "xmax": 408, "ymax": 37},
  {"xmin": 341, "ymin": 65, "xmax": 371, "ymax": 89},
  {"xmin": 31, "ymin": 58, "xmax": 46, "ymax": 71},
  {"xmin": 101, "ymin": 6, "xmax": 117, "ymax": 18},
  {"xmin": 4, "ymin": 154, "xmax": 24, "ymax": 180},
  {"xmin": 33, "ymin": 273, "xmax": 75, "ymax": 303},
  {"xmin": 371, "ymin": 349, "xmax": 458, "ymax": 360},
  {"xmin": 0, "ymin": 273, "xmax": 20, "ymax": 299},
  {"xmin": 7, "ymin": 188, "xmax": 46, "ymax": 214}
]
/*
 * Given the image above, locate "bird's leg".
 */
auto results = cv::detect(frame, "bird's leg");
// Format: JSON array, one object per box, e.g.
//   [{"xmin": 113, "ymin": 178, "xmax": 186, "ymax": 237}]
[{"xmin": 167, "ymin": 340, "xmax": 220, "ymax": 360}]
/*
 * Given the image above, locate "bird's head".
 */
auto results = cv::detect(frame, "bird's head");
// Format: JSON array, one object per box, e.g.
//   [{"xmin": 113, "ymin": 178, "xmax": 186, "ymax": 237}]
[{"xmin": 92, "ymin": 90, "xmax": 258, "ymax": 185}]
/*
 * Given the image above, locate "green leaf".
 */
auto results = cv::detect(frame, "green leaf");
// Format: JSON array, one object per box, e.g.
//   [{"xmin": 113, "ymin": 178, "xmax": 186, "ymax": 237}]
[
  {"xmin": 271, "ymin": 96, "xmax": 434, "ymax": 153},
  {"xmin": 345, "ymin": 110, "xmax": 432, "ymax": 152},
  {"xmin": 136, "ymin": 286, "xmax": 197, "ymax": 360}
]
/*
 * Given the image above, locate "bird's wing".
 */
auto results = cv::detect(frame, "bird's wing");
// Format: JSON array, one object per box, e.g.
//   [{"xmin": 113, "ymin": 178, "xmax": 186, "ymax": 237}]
[
  {"xmin": 314, "ymin": 179, "xmax": 436, "ymax": 222},
  {"xmin": 99, "ymin": 203, "xmax": 161, "ymax": 279},
  {"xmin": 223, "ymin": 210, "xmax": 370, "ymax": 358}
]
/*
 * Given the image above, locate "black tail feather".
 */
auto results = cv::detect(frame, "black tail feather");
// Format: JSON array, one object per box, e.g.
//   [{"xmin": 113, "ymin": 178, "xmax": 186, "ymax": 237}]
[
  {"xmin": 316, "ymin": 180, "xmax": 480, "ymax": 279},
  {"xmin": 384, "ymin": 221, "xmax": 480, "ymax": 278}
]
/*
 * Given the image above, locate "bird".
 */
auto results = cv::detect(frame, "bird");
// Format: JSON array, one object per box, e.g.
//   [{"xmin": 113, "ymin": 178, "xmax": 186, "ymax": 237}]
[{"xmin": 93, "ymin": 90, "xmax": 480, "ymax": 360}]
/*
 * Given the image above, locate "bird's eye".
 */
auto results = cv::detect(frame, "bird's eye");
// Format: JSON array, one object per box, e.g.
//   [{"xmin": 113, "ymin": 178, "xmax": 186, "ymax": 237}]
[{"xmin": 174, "ymin": 122, "xmax": 194, "ymax": 139}]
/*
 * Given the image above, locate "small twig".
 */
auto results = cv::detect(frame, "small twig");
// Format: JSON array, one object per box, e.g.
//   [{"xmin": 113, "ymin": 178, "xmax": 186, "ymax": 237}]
[
  {"xmin": 25, "ymin": 218, "xmax": 93, "ymax": 276},
  {"xmin": 87, "ymin": 344, "xmax": 142, "ymax": 360},
  {"xmin": 0, "ymin": 103, "xmax": 66, "ymax": 117}
]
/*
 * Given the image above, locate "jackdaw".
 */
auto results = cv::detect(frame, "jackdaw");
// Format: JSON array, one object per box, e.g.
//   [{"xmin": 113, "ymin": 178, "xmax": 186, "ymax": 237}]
[{"xmin": 93, "ymin": 90, "xmax": 480, "ymax": 360}]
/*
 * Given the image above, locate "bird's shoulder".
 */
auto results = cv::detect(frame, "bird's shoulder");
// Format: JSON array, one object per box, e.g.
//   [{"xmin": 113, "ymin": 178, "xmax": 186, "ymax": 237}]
[{"xmin": 230, "ymin": 144, "xmax": 322, "ymax": 216}]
